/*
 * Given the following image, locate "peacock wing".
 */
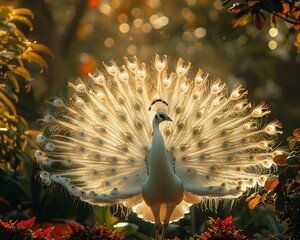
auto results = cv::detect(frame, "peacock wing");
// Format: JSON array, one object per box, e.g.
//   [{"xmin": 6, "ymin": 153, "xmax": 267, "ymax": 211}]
[
  {"xmin": 157, "ymin": 58, "xmax": 283, "ymax": 206},
  {"xmin": 36, "ymin": 58, "xmax": 156, "ymax": 207}
]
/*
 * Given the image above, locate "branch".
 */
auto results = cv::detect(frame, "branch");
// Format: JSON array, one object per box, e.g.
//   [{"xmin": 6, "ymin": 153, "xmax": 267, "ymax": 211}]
[
  {"xmin": 263, "ymin": 8, "xmax": 300, "ymax": 26},
  {"xmin": 61, "ymin": 0, "xmax": 89, "ymax": 57}
]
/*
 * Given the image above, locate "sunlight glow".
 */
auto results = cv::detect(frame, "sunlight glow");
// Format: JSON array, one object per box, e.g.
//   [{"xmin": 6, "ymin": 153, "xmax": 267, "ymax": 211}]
[{"xmin": 113, "ymin": 222, "xmax": 129, "ymax": 228}]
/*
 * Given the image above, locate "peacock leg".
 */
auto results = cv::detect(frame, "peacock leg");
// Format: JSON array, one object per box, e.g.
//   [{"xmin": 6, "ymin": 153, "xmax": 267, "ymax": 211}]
[
  {"xmin": 161, "ymin": 202, "xmax": 177, "ymax": 240},
  {"xmin": 151, "ymin": 204, "xmax": 161, "ymax": 240}
]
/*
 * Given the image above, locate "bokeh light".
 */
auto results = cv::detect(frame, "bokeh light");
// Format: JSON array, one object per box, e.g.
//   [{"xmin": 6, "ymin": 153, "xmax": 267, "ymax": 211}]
[
  {"xmin": 268, "ymin": 40, "xmax": 277, "ymax": 50},
  {"xmin": 118, "ymin": 13, "xmax": 128, "ymax": 23},
  {"xmin": 99, "ymin": 3, "xmax": 112, "ymax": 15},
  {"xmin": 151, "ymin": 16, "xmax": 169, "ymax": 29},
  {"xmin": 119, "ymin": 23, "xmax": 130, "ymax": 33},
  {"xmin": 193, "ymin": 27, "xmax": 207, "ymax": 39},
  {"xmin": 142, "ymin": 23, "xmax": 152, "ymax": 33},
  {"xmin": 269, "ymin": 28, "xmax": 279, "ymax": 37},
  {"xmin": 104, "ymin": 37, "xmax": 114, "ymax": 48},
  {"xmin": 127, "ymin": 45, "xmax": 137, "ymax": 55}
]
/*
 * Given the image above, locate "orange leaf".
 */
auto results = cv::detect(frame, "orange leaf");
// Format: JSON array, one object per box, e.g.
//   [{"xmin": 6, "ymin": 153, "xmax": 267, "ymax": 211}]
[
  {"xmin": 0, "ymin": 91, "xmax": 16, "ymax": 115},
  {"xmin": 261, "ymin": 192, "xmax": 268, "ymax": 201},
  {"xmin": 248, "ymin": 0, "xmax": 259, "ymax": 7},
  {"xmin": 264, "ymin": 178, "xmax": 279, "ymax": 191},
  {"xmin": 282, "ymin": 3, "xmax": 290, "ymax": 15},
  {"xmin": 254, "ymin": 11, "xmax": 266, "ymax": 30},
  {"xmin": 248, "ymin": 196, "xmax": 260, "ymax": 209},
  {"xmin": 233, "ymin": 12, "xmax": 251, "ymax": 28},
  {"xmin": 273, "ymin": 154, "xmax": 288, "ymax": 166},
  {"xmin": 294, "ymin": 3, "xmax": 300, "ymax": 19},
  {"xmin": 12, "ymin": 8, "xmax": 34, "ymax": 19},
  {"xmin": 267, "ymin": 204, "xmax": 275, "ymax": 212},
  {"xmin": 294, "ymin": 24, "xmax": 300, "ymax": 31},
  {"xmin": 287, "ymin": 136, "xmax": 297, "ymax": 141},
  {"xmin": 293, "ymin": 128, "xmax": 300, "ymax": 137},
  {"xmin": 228, "ymin": 3, "xmax": 244, "ymax": 13}
]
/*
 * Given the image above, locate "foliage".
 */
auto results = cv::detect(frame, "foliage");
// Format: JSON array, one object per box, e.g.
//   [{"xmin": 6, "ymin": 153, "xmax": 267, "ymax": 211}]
[
  {"xmin": 0, "ymin": 5, "xmax": 50, "ymax": 174},
  {"xmin": 0, "ymin": 4, "xmax": 57, "ymax": 232},
  {"xmin": 0, "ymin": 215, "xmax": 248, "ymax": 240},
  {"xmin": 190, "ymin": 216, "xmax": 247, "ymax": 240},
  {"xmin": 247, "ymin": 128, "xmax": 300, "ymax": 239},
  {"xmin": 66, "ymin": 221, "xmax": 125, "ymax": 240},
  {"xmin": 0, "ymin": 6, "xmax": 50, "ymax": 109},
  {"xmin": 0, "ymin": 217, "xmax": 52, "ymax": 240},
  {"xmin": 222, "ymin": 0, "xmax": 300, "ymax": 52},
  {"xmin": 0, "ymin": 216, "xmax": 127, "ymax": 240}
]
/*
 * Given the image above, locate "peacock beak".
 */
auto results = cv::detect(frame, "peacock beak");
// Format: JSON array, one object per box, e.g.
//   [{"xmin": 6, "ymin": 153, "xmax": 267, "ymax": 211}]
[{"xmin": 166, "ymin": 116, "xmax": 173, "ymax": 122}]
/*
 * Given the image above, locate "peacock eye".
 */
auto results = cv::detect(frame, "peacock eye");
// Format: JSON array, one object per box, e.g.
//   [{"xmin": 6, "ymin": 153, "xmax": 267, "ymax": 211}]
[{"xmin": 158, "ymin": 113, "xmax": 164, "ymax": 119}]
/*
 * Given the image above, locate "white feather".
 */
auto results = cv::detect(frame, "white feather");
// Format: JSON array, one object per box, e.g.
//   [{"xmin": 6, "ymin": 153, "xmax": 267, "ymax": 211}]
[{"xmin": 37, "ymin": 55, "xmax": 283, "ymax": 240}]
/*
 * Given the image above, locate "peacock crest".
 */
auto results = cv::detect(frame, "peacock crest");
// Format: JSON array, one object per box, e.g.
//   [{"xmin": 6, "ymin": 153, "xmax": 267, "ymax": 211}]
[{"xmin": 36, "ymin": 54, "xmax": 283, "ymax": 239}]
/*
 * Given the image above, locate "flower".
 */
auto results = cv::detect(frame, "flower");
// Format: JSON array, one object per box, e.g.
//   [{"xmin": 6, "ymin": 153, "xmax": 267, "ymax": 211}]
[
  {"xmin": 0, "ymin": 217, "xmax": 53, "ymax": 240},
  {"xmin": 17, "ymin": 217, "xmax": 36, "ymax": 228},
  {"xmin": 191, "ymin": 216, "xmax": 247, "ymax": 240},
  {"xmin": 34, "ymin": 228, "xmax": 52, "ymax": 239},
  {"xmin": 66, "ymin": 221, "xmax": 125, "ymax": 240}
]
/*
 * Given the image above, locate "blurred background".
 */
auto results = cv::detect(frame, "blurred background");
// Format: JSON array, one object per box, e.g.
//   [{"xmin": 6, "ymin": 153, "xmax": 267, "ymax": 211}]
[{"xmin": 0, "ymin": 0, "xmax": 299, "ymax": 239}]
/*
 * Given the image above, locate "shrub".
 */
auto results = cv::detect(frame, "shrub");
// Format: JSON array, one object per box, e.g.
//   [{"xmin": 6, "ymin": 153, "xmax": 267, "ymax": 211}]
[
  {"xmin": 0, "ymin": 217, "xmax": 52, "ymax": 240},
  {"xmin": 247, "ymin": 128, "xmax": 300, "ymax": 239},
  {"xmin": 190, "ymin": 216, "xmax": 247, "ymax": 240},
  {"xmin": 65, "ymin": 221, "xmax": 125, "ymax": 240}
]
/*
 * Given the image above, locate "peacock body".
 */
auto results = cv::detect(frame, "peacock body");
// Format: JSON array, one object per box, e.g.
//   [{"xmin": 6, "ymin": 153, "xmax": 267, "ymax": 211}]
[{"xmin": 36, "ymin": 55, "xmax": 282, "ymax": 239}]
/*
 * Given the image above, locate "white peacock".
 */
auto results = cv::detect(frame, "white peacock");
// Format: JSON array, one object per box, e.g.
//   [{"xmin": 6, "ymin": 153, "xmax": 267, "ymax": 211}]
[{"xmin": 35, "ymin": 55, "xmax": 282, "ymax": 239}]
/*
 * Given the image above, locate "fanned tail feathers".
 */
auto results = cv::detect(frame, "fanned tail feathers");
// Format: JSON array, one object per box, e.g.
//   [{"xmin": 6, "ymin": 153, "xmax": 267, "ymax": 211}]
[{"xmin": 36, "ymin": 54, "xmax": 283, "ymax": 223}]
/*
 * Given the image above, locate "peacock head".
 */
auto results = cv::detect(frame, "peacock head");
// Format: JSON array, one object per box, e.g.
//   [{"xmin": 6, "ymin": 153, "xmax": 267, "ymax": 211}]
[
  {"xmin": 154, "ymin": 111, "xmax": 173, "ymax": 124},
  {"xmin": 149, "ymin": 99, "xmax": 172, "ymax": 125}
]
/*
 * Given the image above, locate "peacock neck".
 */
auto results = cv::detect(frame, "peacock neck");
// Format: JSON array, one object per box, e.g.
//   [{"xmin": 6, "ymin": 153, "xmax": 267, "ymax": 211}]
[{"xmin": 149, "ymin": 120, "xmax": 173, "ymax": 177}]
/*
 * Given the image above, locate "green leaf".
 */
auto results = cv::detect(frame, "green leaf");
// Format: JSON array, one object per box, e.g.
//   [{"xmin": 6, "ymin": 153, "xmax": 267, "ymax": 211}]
[
  {"xmin": 261, "ymin": 0, "xmax": 275, "ymax": 11},
  {"xmin": 95, "ymin": 206, "xmax": 119, "ymax": 228},
  {"xmin": 290, "ymin": 194, "xmax": 300, "ymax": 205},
  {"xmin": 121, "ymin": 223, "xmax": 139, "ymax": 235},
  {"xmin": 273, "ymin": 0, "xmax": 284, "ymax": 12},
  {"xmin": 275, "ymin": 191, "xmax": 285, "ymax": 211},
  {"xmin": 285, "ymin": 167, "xmax": 299, "ymax": 179},
  {"xmin": 286, "ymin": 156, "xmax": 300, "ymax": 166},
  {"xmin": 287, "ymin": 182, "xmax": 300, "ymax": 192}
]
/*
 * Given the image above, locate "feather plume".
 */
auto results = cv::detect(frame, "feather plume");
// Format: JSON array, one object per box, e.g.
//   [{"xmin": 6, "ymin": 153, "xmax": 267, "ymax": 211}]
[{"xmin": 36, "ymin": 55, "xmax": 283, "ymax": 239}]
